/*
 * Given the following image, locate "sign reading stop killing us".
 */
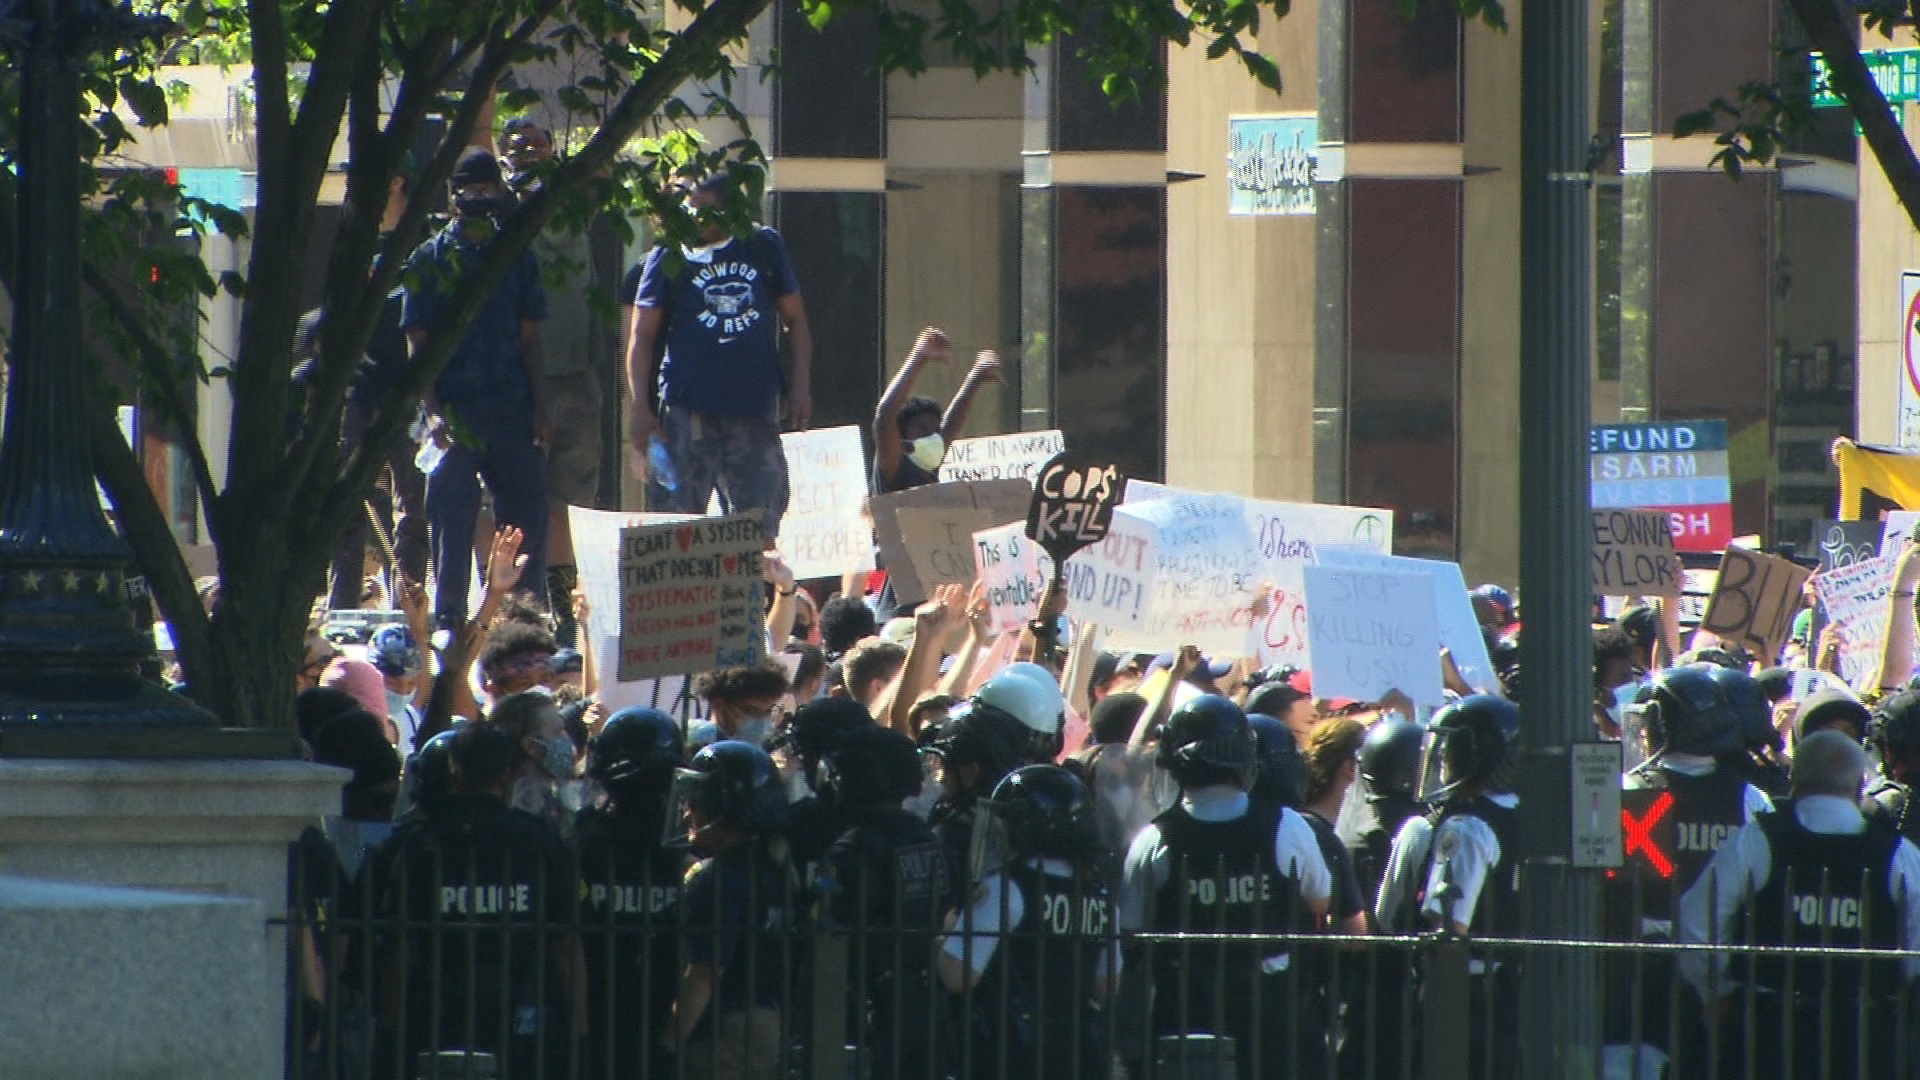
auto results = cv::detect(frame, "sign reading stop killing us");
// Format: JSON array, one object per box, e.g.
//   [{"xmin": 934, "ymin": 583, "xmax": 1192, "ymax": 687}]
[{"xmin": 1026, "ymin": 453, "xmax": 1127, "ymax": 565}]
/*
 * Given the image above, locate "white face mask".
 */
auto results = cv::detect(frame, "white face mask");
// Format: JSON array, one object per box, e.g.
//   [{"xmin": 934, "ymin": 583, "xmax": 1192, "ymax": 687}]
[
  {"xmin": 907, "ymin": 433, "xmax": 946, "ymax": 472},
  {"xmin": 735, "ymin": 714, "xmax": 774, "ymax": 747},
  {"xmin": 385, "ymin": 689, "xmax": 414, "ymax": 722}
]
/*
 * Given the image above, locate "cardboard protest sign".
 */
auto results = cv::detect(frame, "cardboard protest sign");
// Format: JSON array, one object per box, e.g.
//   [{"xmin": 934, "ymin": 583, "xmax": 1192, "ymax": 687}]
[
  {"xmin": 1302, "ymin": 564, "xmax": 1445, "ymax": 709},
  {"xmin": 973, "ymin": 522, "xmax": 1053, "ymax": 634},
  {"xmin": 1026, "ymin": 453, "xmax": 1127, "ymax": 565},
  {"xmin": 1589, "ymin": 509, "xmax": 1681, "ymax": 597},
  {"xmin": 1315, "ymin": 551, "xmax": 1498, "ymax": 696},
  {"xmin": 571, "ymin": 507, "xmax": 708, "ymax": 715},
  {"xmin": 894, "ymin": 507, "xmax": 1001, "ymax": 593},
  {"xmin": 1699, "ymin": 547, "xmax": 1812, "ymax": 663},
  {"xmin": 1812, "ymin": 554, "xmax": 1901, "ymax": 690},
  {"xmin": 1102, "ymin": 496, "xmax": 1264, "ymax": 658},
  {"xmin": 870, "ymin": 479, "xmax": 1031, "ymax": 605},
  {"xmin": 1816, "ymin": 519, "xmax": 1887, "ymax": 574},
  {"xmin": 939, "ymin": 429, "xmax": 1066, "ymax": 484},
  {"xmin": 776, "ymin": 425, "xmax": 874, "ymax": 581},
  {"xmin": 617, "ymin": 513, "xmax": 766, "ymax": 682}
]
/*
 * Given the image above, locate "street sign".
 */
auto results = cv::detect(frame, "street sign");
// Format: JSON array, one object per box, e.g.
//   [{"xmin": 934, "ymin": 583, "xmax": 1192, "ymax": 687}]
[{"xmin": 1812, "ymin": 48, "xmax": 1920, "ymax": 108}]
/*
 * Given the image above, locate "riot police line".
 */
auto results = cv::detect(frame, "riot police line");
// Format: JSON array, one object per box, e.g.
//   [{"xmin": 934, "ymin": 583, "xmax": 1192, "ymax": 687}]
[{"xmin": 283, "ymin": 674, "xmax": 1920, "ymax": 1080}]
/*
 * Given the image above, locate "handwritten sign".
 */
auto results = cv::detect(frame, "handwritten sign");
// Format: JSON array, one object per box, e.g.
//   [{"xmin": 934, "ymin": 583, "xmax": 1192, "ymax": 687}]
[
  {"xmin": 973, "ymin": 522, "xmax": 1054, "ymax": 634},
  {"xmin": 1812, "ymin": 554, "xmax": 1902, "ymax": 690},
  {"xmin": 617, "ymin": 513, "xmax": 766, "ymax": 681},
  {"xmin": 1816, "ymin": 519, "xmax": 1887, "ymax": 574},
  {"xmin": 870, "ymin": 479, "xmax": 1032, "ymax": 605},
  {"xmin": 1061, "ymin": 509, "xmax": 1157, "ymax": 635},
  {"xmin": 940, "ymin": 429, "xmax": 1066, "ymax": 484},
  {"xmin": 1882, "ymin": 511, "xmax": 1920, "ymax": 558},
  {"xmin": 1700, "ymin": 547, "xmax": 1811, "ymax": 663},
  {"xmin": 1102, "ymin": 497, "xmax": 1263, "ymax": 658},
  {"xmin": 1026, "ymin": 453, "xmax": 1127, "ymax": 565},
  {"xmin": 1302, "ymin": 565, "xmax": 1444, "ymax": 710},
  {"xmin": 776, "ymin": 425, "xmax": 874, "ymax": 581},
  {"xmin": 1315, "ymin": 551, "xmax": 1498, "ymax": 696},
  {"xmin": 1590, "ymin": 509, "xmax": 1681, "ymax": 597},
  {"xmin": 895, "ymin": 507, "xmax": 1002, "ymax": 593},
  {"xmin": 572, "ymin": 507, "xmax": 713, "ymax": 714}
]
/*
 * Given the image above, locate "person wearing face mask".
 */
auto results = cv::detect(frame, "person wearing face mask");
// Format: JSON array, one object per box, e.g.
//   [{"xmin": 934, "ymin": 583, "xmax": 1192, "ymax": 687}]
[
  {"xmin": 401, "ymin": 146, "xmax": 552, "ymax": 632},
  {"xmin": 871, "ymin": 327, "xmax": 1005, "ymax": 494},
  {"xmin": 489, "ymin": 689, "xmax": 579, "ymax": 830},
  {"xmin": 691, "ymin": 662, "xmax": 790, "ymax": 750},
  {"xmin": 369, "ymin": 625, "xmax": 428, "ymax": 753}
]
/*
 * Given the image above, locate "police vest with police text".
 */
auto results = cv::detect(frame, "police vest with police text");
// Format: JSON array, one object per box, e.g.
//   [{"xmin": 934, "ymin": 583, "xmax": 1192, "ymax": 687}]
[
  {"xmin": 574, "ymin": 804, "xmax": 685, "ymax": 1050},
  {"xmin": 1746, "ymin": 802, "xmax": 1902, "ymax": 999},
  {"xmin": 1619, "ymin": 765, "xmax": 1748, "ymax": 920},
  {"xmin": 1424, "ymin": 795, "xmax": 1523, "ymax": 937},
  {"xmin": 989, "ymin": 861, "xmax": 1115, "ymax": 1029}
]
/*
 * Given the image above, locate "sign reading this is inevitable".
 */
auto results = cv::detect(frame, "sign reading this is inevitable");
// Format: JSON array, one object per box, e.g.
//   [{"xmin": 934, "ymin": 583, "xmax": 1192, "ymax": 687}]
[{"xmin": 618, "ymin": 513, "xmax": 765, "ymax": 681}]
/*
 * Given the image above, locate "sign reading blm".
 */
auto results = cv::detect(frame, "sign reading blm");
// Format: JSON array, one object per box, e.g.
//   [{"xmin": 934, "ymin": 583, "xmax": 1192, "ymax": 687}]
[{"xmin": 1026, "ymin": 453, "xmax": 1127, "ymax": 566}]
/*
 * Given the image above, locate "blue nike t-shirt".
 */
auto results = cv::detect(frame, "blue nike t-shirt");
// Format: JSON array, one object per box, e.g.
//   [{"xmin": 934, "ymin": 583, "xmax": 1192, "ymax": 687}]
[{"xmin": 634, "ymin": 227, "xmax": 798, "ymax": 417}]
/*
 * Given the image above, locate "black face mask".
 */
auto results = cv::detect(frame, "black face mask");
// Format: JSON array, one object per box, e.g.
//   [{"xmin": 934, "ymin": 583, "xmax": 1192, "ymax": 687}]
[{"xmin": 453, "ymin": 190, "xmax": 509, "ymax": 220}]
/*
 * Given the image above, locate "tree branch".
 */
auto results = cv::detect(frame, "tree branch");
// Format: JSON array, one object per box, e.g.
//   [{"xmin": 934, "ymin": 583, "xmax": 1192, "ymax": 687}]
[{"xmin": 1788, "ymin": 0, "xmax": 1920, "ymax": 234}]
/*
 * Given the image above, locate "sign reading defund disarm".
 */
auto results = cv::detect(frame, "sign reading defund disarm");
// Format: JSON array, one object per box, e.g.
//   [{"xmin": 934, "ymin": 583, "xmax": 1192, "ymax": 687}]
[{"xmin": 618, "ymin": 514, "xmax": 765, "ymax": 681}]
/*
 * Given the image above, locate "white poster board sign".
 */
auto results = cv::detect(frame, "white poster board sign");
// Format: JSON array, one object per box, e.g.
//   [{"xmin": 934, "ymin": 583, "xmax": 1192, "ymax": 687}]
[
  {"xmin": 1302, "ymin": 564, "xmax": 1444, "ymax": 710},
  {"xmin": 569, "ymin": 506, "xmax": 710, "ymax": 719},
  {"xmin": 939, "ymin": 429, "xmax": 1066, "ymax": 484},
  {"xmin": 774, "ymin": 425, "xmax": 874, "ymax": 581},
  {"xmin": 972, "ymin": 521, "xmax": 1053, "ymax": 635},
  {"xmin": 1102, "ymin": 497, "xmax": 1263, "ymax": 658},
  {"xmin": 1813, "ymin": 553, "xmax": 1902, "ymax": 691},
  {"xmin": 1315, "ymin": 550, "xmax": 1498, "ymax": 695}
]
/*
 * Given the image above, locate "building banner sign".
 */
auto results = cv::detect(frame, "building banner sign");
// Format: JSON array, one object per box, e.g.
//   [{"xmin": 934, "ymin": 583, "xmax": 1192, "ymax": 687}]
[
  {"xmin": 1589, "ymin": 420, "xmax": 1733, "ymax": 552},
  {"xmin": 1227, "ymin": 114, "xmax": 1318, "ymax": 216}
]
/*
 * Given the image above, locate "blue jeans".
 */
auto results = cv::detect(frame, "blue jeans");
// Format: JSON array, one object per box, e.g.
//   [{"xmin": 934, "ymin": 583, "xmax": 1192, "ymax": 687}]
[
  {"xmin": 426, "ymin": 404, "xmax": 549, "ymax": 627},
  {"xmin": 646, "ymin": 405, "xmax": 789, "ymax": 541}
]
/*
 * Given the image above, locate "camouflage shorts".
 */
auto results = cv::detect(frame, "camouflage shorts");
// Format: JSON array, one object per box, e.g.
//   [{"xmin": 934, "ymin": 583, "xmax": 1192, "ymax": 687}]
[{"xmin": 648, "ymin": 406, "xmax": 789, "ymax": 542}]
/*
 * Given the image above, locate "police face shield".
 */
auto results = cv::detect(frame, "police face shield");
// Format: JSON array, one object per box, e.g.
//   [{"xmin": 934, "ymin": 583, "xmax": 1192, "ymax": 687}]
[
  {"xmin": 1620, "ymin": 701, "xmax": 1653, "ymax": 772},
  {"xmin": 663, "ymin": 766, "xmax": 723, "ymax": 848},
  {"xmin": 1414, "ymin": 726, "xmax": 1468, "ymax": 804},
  {"xmin": 967, "ymin": 797, "xmax": 1016, "ymax": 885}
]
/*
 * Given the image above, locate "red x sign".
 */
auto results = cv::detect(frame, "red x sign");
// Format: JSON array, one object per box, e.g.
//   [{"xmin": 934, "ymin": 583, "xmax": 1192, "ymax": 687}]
[{"xmin": 1622, "ymin": 790, "xmax": 1676, "ymax": 878}]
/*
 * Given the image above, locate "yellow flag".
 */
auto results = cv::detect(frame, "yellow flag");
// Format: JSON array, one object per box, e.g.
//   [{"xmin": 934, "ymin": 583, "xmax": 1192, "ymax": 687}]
[{"xmin": 1835, "ymin": 440, "xmax": 1920, "ymax": 520}]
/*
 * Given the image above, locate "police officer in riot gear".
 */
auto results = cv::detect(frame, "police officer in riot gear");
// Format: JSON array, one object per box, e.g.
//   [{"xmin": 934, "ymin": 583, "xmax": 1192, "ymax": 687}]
[
  {"xmin": 928, "ymin": 700, "xmax": 1033, "ymax": 901},
  {"xmin": 1679, "ymin": 730, "xmax": 1920, "ymax": 1080},
  {"xmin": 1603, "ymin": 666, "xmax": 1771, "ymax": 1075},
  {"xmin": 662, "ymin": 740, "xmax": 795, "ymax": 1080},
  {"xmin": 373, "ymin": 722, "xmax": 582, "ymax": 1080},
  {"xmin": 815, "ymin": 726, "xmax": 948, "ymax": 1080},
  {"xmin": 1718, "ymin": 667, "xmax": 1790, "ymax": 801},
  {"xmin": 574, "ymin": 707, "xmax": 687, "ymax": 1080},
  {"xmin": 1865, "ymin": 689, "xmax": 1920, "ymax": 844},
  {"xmin": 1246, "ymin": 713, "xmax": 1305, "ymax": 807},
  {"xmin": 781, "ymin": 697, "xmax": 879, "ymax": 887},
  {"xmin": 1339, "ymin": 717, "xmax": 1424, "ymax": 901},
  {"xmin": 1121, "ymin": 694, "xmax": 1332, "ymax": 1078},
  {"xmin": 942, "ymin": 765, "xmax": 1116, "ymax": 1080},
  {"xmin": 1373, "ymin": 694, "xmax": 1522, "ymax": 1076}
]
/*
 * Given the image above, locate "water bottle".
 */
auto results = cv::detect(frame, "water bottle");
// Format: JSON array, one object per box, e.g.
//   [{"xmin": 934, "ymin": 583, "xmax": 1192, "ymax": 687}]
[
  {"xmin": 413, "ymin": 436, "xmax": 445, "ymax": 476},
  {"xmin": 648, "ymin": 436, "xmax": 678, "ymax": 492}
]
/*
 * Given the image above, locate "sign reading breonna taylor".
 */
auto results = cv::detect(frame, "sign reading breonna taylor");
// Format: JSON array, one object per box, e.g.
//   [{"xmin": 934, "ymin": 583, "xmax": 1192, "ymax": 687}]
[{"xmin": 1227, "ymin": 114, "xmax": 1319, "ymax": 216}]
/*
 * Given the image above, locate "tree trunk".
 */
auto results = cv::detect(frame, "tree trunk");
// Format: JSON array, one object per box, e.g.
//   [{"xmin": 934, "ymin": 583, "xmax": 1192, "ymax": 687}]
[
  {"xmin": 1786, "ymin": 0, "xmax": 1920, "ymax": 235},
  {"xmin": 202, "ymin": 519, "xmax": 328, "ymax": 731}
]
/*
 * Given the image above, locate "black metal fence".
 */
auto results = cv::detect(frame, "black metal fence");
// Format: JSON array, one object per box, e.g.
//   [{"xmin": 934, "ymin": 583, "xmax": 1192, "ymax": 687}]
[{"xmin": 283, "ymin": 840, "xmax": 1920, "ymax": 1080}]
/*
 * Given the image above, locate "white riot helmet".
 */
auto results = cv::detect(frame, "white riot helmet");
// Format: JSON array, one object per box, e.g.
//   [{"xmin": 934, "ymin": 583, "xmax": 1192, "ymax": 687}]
[
  {"xmin": 1003, "ymin": 662, "xmax": 1067, "ymax": 725},
  {"xmin": 973, "ymin": 672, "xmax": 1064, "ymax": 764}
]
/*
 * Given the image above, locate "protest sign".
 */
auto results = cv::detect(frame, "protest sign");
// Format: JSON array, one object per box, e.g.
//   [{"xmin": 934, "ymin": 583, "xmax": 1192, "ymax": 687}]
[
  {"xmin": 1061, "ymin": 509, "xmax": 1157, "ymax": 635},
  {"xmin": 1589, "ymin": 509, "xmax": 1681, "ymax": 597},
  {"xmin": 1102, "ymin": 497, "xmax": 1263, "ymax": 658},
  {"xmin": 1812, "ymin": 554, "xmax": 1901, "ymax": 690},
  {"xmin": 1302, "ymin": 565, "xmax": 1444, "ymax": 709},
  {"xmin": 1124, "ymin": 479, "xmax": 1394, "ymax": 669},
  {"xmin": 617, "ymin": 513, "xmax": 765, "ymax": 682},
  {"xmin": 1816, "ymin": 519, "xmax": 1887, "ymax": 573},
  {"xmin": 776, "ymin": 425, "xmax": 874, "ymax": 581},
  {"xmin": 895, "ymin": 507, "xmax": 1001, "ymax": 593},
  {"xmin": 1700, "ymin": 547, "xmax": 1812, "ymax": 662},
  {"xmin": 1882, "ymin": 511, "xmax": 1920, "ymax": 558},
  {"xmin": 1589, "ymin": 420, "xmax": 1732, "ymax": 552},
  {"xmin": 1315, "ymin": 551, "xmax": 1498, "ymax": 696},
  {"xmin": 973, "ymin": 522, "xmax": 1053, "ymax": 634},
  {"xmin": 570, "ymin": 507, "xmax": 710, "ymax": 716},
  {"xmin": 1027, "ymin": 454, "xmax": 1127, "ymax": 564},
  {"xmin": 939, "ymin": 429, "xmax": 1066, "ymax": 484},
  {"xmin": 870, "ymin": 479, "xmax": 1031, "ymax": 605}
]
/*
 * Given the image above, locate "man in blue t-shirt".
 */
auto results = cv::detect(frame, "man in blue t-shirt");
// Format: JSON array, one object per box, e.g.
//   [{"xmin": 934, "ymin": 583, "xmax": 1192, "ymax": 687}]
[
  {"xmin": 623, "ymin": 172, "xmax": 813, "ymax": 540},
  {"xmin": 401, "ymin": 147, "xmax": 551, "ymax": 629}
]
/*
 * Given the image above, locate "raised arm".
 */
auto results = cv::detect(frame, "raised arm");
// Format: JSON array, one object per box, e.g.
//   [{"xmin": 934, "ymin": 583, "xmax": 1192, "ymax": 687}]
[
  {"xmin": 874, "ymin": 328, "xmax": 949, "ymax": 487},
  {"xmin": 940, "ymin": 350, "xmax": 1005, "ymax": 442}
]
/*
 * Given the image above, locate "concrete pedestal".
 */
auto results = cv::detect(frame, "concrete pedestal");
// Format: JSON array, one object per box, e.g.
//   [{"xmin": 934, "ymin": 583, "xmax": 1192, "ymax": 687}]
[{"xmin": 0, "ymin": 758, "xmax": 346, "ymax": 1080}]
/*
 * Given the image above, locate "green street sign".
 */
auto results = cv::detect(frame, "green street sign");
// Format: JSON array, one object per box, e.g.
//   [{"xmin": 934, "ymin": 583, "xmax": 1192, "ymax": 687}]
[{"xmin": 1812, "ymin": 47, "xmax": 1920, "ymax": 108}]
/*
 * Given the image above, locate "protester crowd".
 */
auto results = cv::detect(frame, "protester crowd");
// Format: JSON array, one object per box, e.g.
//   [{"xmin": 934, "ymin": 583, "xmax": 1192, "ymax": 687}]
[{"xmin": 249, "ymin": 123, "xmax": 1920, "ymax": 1080}]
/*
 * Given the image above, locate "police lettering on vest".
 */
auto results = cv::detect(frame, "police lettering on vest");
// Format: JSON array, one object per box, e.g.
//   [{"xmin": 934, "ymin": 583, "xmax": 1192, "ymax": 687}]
[
  {"xmin": 440, "ymin": 882, "xmax": 534, "ymax": 915},
  {"xmin": 586, "ymin": 882, "xmax": 677, "ymax": 916}
]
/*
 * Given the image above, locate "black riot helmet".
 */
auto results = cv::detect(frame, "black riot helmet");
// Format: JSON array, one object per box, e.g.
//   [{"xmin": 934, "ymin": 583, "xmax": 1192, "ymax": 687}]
[
  {"xmin": 930, "ymin": 701, "xmax": 1031, "ymax": 797},
  {"xmin": 1157, "ymin": 694, "xmax": 1257, "ymax": 790},
  {"xmin": 819, "ymin": 725, "xmax": 926, "ymax": 809},
  {"xmin": 1873, "ymin": 690, "xmax": 1920, "ymax": 772},
  {"xmin": 778, "ymin": 697, "xmax": 874, "ymax": 786},
  {"xmin": 1357, "ymin": 718, "xmax": 1425, "ymax": 802},
  {"xmin": 1415, "ymin": 694, "xmax": 1520, "ymax": 804},
  {"xmin": 666, "ymin": 740, "xmax": 790, "ymax": 847},
  {"xmin": 970, "ymin": 765, "xmax": 1102, "ymax": 881},
  {"xmin": 1246, "ymin": 713, "xmax": 1305, "ymax": 806},
  {"xmin": 407, "ymin": 727, "xmax": 461, "ymax": 819},
  {"xmin": 1704, "ymin": 667, "xmax": 1770, "ymax": 757},
  {"xmin": 1642, "ymin": 666, "xmax": 1736, "ymax": 758},
  {"xmin": 588, "ymin": 707, "xmax": 685, "ymax": 806}
]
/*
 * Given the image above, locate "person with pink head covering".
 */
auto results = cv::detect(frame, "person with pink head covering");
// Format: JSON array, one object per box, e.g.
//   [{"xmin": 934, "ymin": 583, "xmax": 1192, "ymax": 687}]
[{"xmin": 322, "ymin": 657, "xmax": 397, "ymax": 745}]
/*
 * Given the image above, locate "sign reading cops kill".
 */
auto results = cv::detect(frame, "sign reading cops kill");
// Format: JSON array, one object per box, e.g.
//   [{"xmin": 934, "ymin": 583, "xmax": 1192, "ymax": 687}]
[
  {"xmin": 617, "ymin": 514, "xmax": 764, "ymax": 681},
  {"xmin": 1026, "ymin": 454, "xmax": 1126, "ymax": 565},
  {"xmin": 1227, "ymin": 114, "xmax": 1319, "ymax": 216},
  {"xmin": 1590, "ymin": 420, "xmax": 1731, "ymax": 553}
]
